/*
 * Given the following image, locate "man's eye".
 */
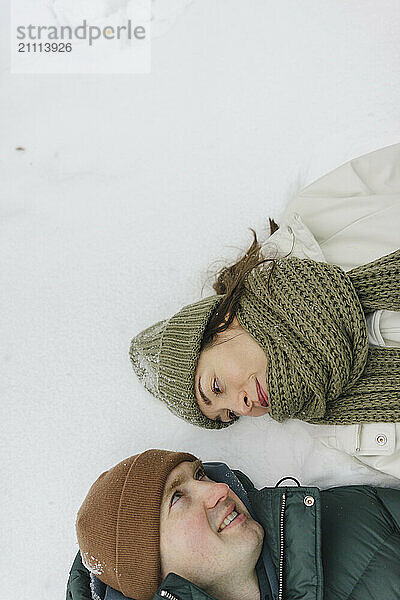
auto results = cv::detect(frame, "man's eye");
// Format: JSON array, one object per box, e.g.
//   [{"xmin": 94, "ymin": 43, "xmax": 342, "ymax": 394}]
[
  {"xmin": 171, "ymin": 491, "xmax": 182, "ymax": 506},
  {"xmin": 228, "ymin": 410, "xmax": 238, "ymax": 421},
  {"xmin": 212, "ymin": 378, "xmax": 222, "ymax": 395}
]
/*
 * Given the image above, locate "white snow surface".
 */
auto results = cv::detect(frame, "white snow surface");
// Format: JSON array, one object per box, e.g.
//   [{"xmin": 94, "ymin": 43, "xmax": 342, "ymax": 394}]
[{"xmin": 1, "ymin": 1, "xmax": 400, "ymax": 598}]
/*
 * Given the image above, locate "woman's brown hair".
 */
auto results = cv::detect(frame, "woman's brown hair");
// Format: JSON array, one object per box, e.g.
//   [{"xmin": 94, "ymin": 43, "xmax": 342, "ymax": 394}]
[{"xmin": 201, "ymin": 218, "xmax": 279, "ymax": 350}]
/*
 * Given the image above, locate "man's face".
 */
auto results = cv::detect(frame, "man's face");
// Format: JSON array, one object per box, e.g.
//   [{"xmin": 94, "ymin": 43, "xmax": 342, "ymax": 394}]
[{"xmin": 159, "ymin": 460, "xmax": 264, "ymax": 591}]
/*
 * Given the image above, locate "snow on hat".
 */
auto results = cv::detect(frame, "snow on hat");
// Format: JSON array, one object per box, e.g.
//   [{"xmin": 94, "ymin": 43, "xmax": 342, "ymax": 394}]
[
  {"xmin": 129, "ymin": 294, "xmax": 233, "ymax": 429},
  {"xmin": 76, "ymin": 449, "xmax": 197, "ymax": 600}
]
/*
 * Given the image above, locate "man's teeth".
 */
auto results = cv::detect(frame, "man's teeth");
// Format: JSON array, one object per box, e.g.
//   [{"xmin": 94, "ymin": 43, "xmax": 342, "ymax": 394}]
[{"xmin": 219, "ymin": 510, "xmax": 238, "ymax": 531}]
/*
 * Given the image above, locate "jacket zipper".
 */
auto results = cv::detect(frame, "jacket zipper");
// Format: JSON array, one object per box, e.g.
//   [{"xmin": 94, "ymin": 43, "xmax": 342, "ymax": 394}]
[
  {"xmin": 278, "ymin": 492, "xmax": 286, "ymax": 600},
  {"xmin": 160, "ymin": 590, "xmax": 180, "ymax": 600}
]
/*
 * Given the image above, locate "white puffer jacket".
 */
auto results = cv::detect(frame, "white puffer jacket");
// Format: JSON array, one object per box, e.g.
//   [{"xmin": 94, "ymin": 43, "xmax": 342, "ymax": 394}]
[{"xmin": 262, "ymin": 142, "xmax": 400, "ymax": 479}]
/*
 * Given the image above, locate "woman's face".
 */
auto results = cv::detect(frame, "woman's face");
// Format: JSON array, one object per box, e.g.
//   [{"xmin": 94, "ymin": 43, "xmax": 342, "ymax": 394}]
[{"xmin": 194, "ymin": 317, "xmax": 270, "ymax": 423}]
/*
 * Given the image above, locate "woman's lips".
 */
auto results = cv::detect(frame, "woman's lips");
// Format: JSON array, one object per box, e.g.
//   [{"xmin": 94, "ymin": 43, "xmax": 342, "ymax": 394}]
[{"xmin": 255, "ymin": 378, "xmax": 269, "ymax": 408}]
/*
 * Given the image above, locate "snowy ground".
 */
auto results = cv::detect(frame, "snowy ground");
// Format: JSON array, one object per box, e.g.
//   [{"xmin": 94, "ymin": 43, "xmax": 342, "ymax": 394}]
[{"xmin": 1, "ymin": 1, "xmax": 400, "ymax": 598}]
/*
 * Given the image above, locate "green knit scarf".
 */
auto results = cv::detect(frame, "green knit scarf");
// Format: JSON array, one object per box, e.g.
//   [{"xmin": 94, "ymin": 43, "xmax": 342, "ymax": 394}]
[{"xmin": 236, "ymin": 250, "xmax": 400, "ymax": 425}]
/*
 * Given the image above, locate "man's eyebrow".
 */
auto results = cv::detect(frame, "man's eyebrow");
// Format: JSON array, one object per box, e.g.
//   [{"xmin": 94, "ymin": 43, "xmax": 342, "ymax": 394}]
[
  {"xmin": 198, "ymin": 377, "xmax": 212, "ymax": 406},
  {"xmin": 164, "ymin": 459, "xmax": 203, "ymax": 500}
]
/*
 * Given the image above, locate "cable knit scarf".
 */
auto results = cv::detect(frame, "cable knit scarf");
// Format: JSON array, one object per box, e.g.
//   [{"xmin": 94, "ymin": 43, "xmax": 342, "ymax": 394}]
[{"xmin": 236, "ymin": 250, "xmax": 400, "ymax": 425}]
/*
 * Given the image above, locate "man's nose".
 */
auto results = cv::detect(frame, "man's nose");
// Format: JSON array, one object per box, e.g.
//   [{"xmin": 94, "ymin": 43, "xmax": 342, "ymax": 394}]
[{"xmin": 203, "ymin": 481, "xmax": 230, "ymax": 509}]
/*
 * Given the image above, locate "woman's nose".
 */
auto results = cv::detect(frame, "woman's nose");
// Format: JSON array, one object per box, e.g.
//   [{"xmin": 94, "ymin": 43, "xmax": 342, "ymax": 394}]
[{"xmin": 236, "ymin": 391, "xmax": 252, "ymax": 415}]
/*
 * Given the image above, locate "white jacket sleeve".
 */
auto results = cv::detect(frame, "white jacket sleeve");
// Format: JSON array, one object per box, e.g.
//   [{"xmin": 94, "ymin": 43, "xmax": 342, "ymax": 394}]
[{"xmin": 281, "ymin": 142, "xmax": 400, "ymax": 271}]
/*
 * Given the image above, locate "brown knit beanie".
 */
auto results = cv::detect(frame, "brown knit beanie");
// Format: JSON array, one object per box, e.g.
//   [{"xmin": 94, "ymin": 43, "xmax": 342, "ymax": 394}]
[{"xmin": 76, "ymin": 449, "xmax": 197, "ymax": 600}]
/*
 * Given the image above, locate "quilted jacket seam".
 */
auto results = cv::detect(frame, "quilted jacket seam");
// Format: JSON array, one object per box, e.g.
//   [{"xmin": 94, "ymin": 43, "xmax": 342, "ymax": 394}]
[
  {"xmin": 374, "ymin": 490, "xmax": 400, "ymax": 534},
  {"xmin": 344, "ymin": 531, "xmax": 397, "ymax": 600}
]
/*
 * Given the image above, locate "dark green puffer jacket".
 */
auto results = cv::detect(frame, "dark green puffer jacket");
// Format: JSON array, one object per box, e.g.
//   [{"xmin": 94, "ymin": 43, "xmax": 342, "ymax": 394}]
[{"xmin": 67, "ymin": 467, "xmax": 400, "ymax": 600}]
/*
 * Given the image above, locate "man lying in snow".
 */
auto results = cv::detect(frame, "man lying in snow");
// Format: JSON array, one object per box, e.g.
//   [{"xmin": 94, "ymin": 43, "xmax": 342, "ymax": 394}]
[{"xmin": 66, "ymin": 449, "xmax": 400, "ymax": 600}]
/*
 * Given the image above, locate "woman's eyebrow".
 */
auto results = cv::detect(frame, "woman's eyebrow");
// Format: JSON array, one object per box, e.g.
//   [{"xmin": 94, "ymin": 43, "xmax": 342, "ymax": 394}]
[
  {"xmin": 198, "ymin": 377, "xmax": 212, "ymax": 406},
  {"xmin": 197, "ymin": 379, "xmax": 223, "ymax": 423}
]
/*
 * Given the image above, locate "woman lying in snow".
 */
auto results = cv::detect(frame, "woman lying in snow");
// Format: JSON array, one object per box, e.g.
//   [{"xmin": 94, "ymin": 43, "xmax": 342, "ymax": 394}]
[{"xmin": 130, "ymin": 143, "xmax": 400, "ymax": 476}]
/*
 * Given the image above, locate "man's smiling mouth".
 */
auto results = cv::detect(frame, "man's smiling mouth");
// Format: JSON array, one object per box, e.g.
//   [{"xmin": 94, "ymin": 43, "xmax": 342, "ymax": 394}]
[
  {"xmin": 218, "ymin": 503, "xmax": 245, "ymax": 532},
  {"xmin": 218, "ymin": 509, "xmax": 238, "ymax": 531}
]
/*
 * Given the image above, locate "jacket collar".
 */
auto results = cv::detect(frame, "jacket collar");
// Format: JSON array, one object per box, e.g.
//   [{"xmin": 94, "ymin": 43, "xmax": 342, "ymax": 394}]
[{"xmin": 246, "ymin": 483, "xmax": 323, "ymax": 600}]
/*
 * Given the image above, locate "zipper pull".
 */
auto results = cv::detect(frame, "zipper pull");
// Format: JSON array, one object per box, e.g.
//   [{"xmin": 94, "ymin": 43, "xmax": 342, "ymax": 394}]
[{"xmin": 160, "ymin": 590, "xmax": 180, "ymax": 600}]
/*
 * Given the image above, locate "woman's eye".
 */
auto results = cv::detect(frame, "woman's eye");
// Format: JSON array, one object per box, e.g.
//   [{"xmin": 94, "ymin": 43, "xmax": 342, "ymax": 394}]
[{"xmin": 212, "ymin": 378, "xmax": 222, "ymax": 395}]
